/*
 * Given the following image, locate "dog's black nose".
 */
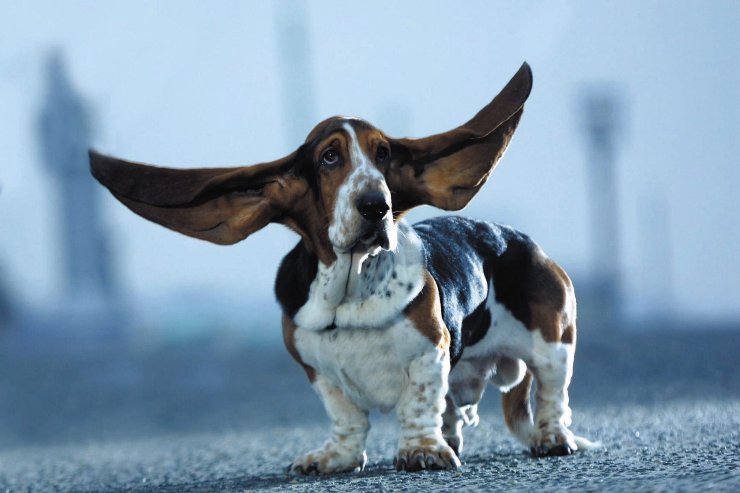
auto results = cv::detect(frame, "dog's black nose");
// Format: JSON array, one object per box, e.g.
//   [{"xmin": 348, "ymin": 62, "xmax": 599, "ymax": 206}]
[{"xmin": 356, "ymin": 191, "xmax": 390, "ymax": 222}]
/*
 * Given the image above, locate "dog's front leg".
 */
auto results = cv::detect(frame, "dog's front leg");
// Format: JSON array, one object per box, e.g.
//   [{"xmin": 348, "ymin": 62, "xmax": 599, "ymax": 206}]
[
  {"xmin": 289, "ymin": 374, "xmax": 369, "ymax": 475},
  {"xmin": 395, "ymin": 348, "xmax": 461, "ymax": 471}
]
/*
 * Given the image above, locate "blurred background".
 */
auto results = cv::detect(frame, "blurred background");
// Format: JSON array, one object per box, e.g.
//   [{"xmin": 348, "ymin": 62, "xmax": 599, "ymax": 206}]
[{"xmin": 0, "ymin": 0, "xmax": 738, "ymax": 453}]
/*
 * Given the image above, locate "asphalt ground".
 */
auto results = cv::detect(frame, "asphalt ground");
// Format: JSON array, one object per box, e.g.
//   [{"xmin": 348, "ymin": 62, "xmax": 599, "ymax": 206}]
[{"xmin": 0, "ymin": 327, "xmax": 738, "ymax": 492}]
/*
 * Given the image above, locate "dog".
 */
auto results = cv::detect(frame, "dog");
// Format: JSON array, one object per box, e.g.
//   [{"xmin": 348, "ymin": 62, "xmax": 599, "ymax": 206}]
[{"xmin": 90, "ymin": 62, "xmax": 597, "ymax": 474}]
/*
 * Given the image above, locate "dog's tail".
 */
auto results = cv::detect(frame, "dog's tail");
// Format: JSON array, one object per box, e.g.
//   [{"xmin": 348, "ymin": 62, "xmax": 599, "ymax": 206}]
[
  {"xmin": 573, "ymin": 435, "xmax": 602, "ymax": 451},
  {"xmin": 501, "ymin": 370, "xmax": 601, "ymax": 452}
]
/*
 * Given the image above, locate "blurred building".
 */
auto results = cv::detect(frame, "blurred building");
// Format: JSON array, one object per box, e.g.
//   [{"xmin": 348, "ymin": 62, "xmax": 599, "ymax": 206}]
[
  {"xmin": 580, "ymin": 87, "xmax": 623, "ymax": 329},
  {"xmin": 18, "ymin": 50, "xmax": 124, "ymax": 341},
  {"xmin": 275, "ymin": 0, "xmax": 316, "ymax": 146},
  {"xmin": 36, "ymin": 51, "xmax": 115, "ymax": 303}
]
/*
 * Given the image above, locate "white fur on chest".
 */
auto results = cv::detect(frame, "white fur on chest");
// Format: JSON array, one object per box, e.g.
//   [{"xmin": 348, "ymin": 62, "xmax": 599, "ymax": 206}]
[
  {"xmin": 294, "ymin": 318, "xmax": 431, "ymax": 412},
  {"xmin": 292, "ymin": 223, "xmax": 430, "ymax": 412}
]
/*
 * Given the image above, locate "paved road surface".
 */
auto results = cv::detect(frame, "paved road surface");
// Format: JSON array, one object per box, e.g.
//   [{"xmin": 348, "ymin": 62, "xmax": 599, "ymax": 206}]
[{"xmin": 0, "ymin": 328, "xmax": 738, "ymax": 492}]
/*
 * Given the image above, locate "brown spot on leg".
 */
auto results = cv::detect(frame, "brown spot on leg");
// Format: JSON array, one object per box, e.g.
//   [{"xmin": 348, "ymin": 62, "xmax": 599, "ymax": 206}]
[
  {"xmin": 404, "ymin": 271, "xmax": 451, "ymax": 350},
  {"xmin": 502, "ymin": 370, "xmax": 533, "ymax": 438},
  {"xmin": 282, "ymin": 313, "xmax": 316, "ymax": 382},
  {"xmin": 561, "ymin": 323, "xmax": 576, "ymax": 345}
]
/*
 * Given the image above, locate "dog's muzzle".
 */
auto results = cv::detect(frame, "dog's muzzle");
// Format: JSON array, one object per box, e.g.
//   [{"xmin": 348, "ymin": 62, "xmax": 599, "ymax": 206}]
[{"xmin": 353, "ymin": 191, "xmax": 391, "ymax": 251}]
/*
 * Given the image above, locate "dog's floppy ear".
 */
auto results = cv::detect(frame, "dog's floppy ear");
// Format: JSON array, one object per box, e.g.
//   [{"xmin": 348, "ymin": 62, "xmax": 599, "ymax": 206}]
[
  {"xmin": 387, "ymin": 62, "xmax": 532, "ymax": 212},
  {"xmin": 90, "ymin": 150, "xmax": 305, "ymax": 245}
]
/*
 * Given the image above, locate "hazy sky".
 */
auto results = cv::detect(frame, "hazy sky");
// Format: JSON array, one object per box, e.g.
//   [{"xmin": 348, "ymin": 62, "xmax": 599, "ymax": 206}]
[{"xmin": 1, "ymin": 1, "xmax": 738, "ymax": 325}]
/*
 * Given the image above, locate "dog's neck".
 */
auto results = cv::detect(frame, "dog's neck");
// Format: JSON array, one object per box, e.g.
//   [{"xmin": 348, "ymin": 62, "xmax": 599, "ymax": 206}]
[{"xmin": 293, "ymin": 222, "xmax": 425, "ymax": 331}]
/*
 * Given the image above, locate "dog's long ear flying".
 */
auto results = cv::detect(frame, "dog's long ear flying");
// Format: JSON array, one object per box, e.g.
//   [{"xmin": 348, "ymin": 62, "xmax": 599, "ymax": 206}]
[
  {"xmin": 90, "ymin": 151, "xmax": 304, "ymax": 244},
  {"xmin": 387, "ymin": 62, "xmax": 532, "ymax": 212}
]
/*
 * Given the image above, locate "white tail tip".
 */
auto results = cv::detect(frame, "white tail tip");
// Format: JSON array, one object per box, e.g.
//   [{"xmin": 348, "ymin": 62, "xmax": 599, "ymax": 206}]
[{"xmin": 574, "ymin": 435, "xmax": 602, "ymax": 451}]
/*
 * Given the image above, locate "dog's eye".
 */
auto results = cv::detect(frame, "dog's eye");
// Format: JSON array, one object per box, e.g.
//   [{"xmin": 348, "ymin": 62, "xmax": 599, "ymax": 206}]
[
  {"xmin": 321, "ymin": 148, "xmax": 341, "ymax": 168},
  {"xmin": 376, "ymin": 146, "xmax": 389, "ymax": 163}
]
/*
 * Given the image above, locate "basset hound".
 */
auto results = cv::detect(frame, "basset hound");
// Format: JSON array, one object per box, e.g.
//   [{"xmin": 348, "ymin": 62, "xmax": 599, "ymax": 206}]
[{"xmin": 90, "ymin": 62, "xmax": 597, "ymax": 475}]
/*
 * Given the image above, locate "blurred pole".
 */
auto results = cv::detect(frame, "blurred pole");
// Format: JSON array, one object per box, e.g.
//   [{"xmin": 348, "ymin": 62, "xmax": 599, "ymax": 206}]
[
  {"xmin": 36, "ymin": 51, "xmax": 116, "ymax": 304},
  {"xmin": 274, "ymin": 0, "xmax": 316, "ymax": 148},
  {"xmin": 581, "ymin": 88, "xmax": 624, "ymax": 329}
]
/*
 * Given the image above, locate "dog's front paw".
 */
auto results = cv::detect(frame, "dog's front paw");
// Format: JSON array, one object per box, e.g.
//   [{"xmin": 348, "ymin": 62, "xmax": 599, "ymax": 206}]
[
  {"xmin": 288, "ymin": 445, "xmax": 367, "ymax": 476},
  {"xmin": 530, "ymin": 424, "xmax": 577, "ymax": 457},
  {"xmin": 394, "ymin": 440, "xmax": 460, "ymax": 472}
]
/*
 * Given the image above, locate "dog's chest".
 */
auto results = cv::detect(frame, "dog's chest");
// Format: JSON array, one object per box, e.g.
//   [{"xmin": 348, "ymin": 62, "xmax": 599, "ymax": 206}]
[
  {"xmin": 291, "ymin": 225, "xmax": 431, "ymax": 411},
  {"xmin": 294, "ymin": 319, "xmax": 425, "ymax": 412}
]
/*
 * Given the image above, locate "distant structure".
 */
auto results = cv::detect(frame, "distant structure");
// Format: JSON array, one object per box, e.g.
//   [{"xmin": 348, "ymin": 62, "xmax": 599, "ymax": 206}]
[
  {"xmin": 36, "ymin": 51, "xmax": 115, "ymax": 302},
  {"xmin": 0, "ymin": 263, "xmax": 11, "ymax": 330},
  {"xmin": 581, "ymin": 88, "xmax": 623, "ymax": 328},
  {"xmin": 274, "ymin": 0, "xmax": 316, "ymax": 147}
]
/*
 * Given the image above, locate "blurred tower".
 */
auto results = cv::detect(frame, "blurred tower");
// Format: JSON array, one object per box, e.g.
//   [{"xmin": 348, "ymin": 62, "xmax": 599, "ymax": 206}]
[
  {"xmin": 36, "ymin": 51, "xmax": 115, "ymax": 302},
  {"xmin": 274, "ymin": 0, "xmax": 316, "ymax": 146},
  {"xmin": 581, "ymin": 88, "xmax": 623, "ymax": 328}
]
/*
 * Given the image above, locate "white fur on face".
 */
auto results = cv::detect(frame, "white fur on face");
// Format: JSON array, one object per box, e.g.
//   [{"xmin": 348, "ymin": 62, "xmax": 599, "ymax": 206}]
[{"xmin": 327, "ymin": 123, "xmax": 397, "ymax": 253}]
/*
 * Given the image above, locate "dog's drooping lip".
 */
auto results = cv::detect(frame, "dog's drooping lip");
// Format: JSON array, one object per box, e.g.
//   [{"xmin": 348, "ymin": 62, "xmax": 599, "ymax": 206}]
[{"xmin": 355, "ymin": 226, "xmax": 391, "ymax": 253}]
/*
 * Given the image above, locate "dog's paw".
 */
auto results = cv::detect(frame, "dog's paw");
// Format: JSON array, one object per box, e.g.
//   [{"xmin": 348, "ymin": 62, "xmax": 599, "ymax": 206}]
[
  {"xmin": 394, "ymin": 441, "xmax": 460, "ymax": 472},
  {"xmin": 288, "ymin": 446, "xmax": 367, "ymax": 476},
  {"xmin": 530, "ymin": 424, "xmax": 577, "ymax": 458},
  {"xmin": 461, "ymin": 404, "xmax": 480, "ymax": 427}
]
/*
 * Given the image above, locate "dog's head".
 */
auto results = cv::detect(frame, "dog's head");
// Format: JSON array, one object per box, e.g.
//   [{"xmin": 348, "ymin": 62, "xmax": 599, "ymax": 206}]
[{"xmin": 90, "ymin": 63, "xmax": 532, "ymax": 263}]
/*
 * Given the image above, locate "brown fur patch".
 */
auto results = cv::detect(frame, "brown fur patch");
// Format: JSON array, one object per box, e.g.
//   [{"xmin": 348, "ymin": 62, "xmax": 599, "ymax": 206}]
[
  {"xmin": 528, "ymin": 301, "xmax": 562, "ymax": 343},
  {"xmin": 502, "ymin": 370, "xmax": 533, "ymax": 434},
  {"xmin": 524, "ymin": 255, "xmax": 577, "ymax": 344},
  {"xmin": 561, "ymin": 324, "xmax": 576, "ymax": 345},
  {"xmin": 417, "ymin": 436, "xmax": 440, "ymax": 448},
  {"xmin": 403, "ymin": 271, "xmax": 451, "ymax": 350},
  {"xmin": 282, "ymin": 313, "xmax": 316, "ymax": 382}
]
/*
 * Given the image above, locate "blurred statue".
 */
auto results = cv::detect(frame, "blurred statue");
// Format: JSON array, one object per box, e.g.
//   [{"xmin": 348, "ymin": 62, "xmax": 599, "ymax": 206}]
[{"xmin": 36, "ymin": 50, "xmax": 115, "ymax": 302}]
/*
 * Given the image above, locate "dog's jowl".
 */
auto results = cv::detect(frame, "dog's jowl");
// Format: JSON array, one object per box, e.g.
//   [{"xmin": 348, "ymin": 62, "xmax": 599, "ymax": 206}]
[{"xmin": 91, "ymin": 62, "xmax": 597, "ymax": 475}]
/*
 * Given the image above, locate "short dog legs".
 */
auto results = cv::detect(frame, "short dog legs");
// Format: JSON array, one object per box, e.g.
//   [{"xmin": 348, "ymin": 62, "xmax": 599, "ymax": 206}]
[
  {"xmin": 289, "ymin": 375, "xmax": 369, "ymax": 475},
  {"xmin": 395, "ymin": 349, "xmax": 460, "ymax": 471},
  {"xmin": 529, "ymin": 331, "xmax": 577, "ymax": 457}
]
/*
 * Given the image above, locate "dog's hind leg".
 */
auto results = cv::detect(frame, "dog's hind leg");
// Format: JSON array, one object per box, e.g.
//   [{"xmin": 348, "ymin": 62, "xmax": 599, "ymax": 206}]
[
  {"xmin": 502, "ymin": 316, "xmax": 596, "ymax": 457},
  {"xmin": 441, "ymin": 395, "xmax": 464, "ymax": 457},
  {"xmin": 528, "ymin": 320, "xmax": 578, "ymax": 457},
  {"xmin": 443, "ymin": 359, "xmax": 489, "ymax": 457},
  {"xmin": 288, "ymin": 375, "xmax": 369, "ymax": 475}
]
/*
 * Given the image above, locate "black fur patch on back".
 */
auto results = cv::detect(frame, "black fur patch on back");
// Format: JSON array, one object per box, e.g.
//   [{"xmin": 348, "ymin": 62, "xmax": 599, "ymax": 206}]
[
  {"xmin": 414, "ymin": 216, "xmax": 536, "ymax": 365},
  {"xmin": 274, "ymin": 241, "xmax": 318, "ymax": 318},
  {"xmin": 461, "ymin": 299, "xmax": 491, "ymax": 348}
]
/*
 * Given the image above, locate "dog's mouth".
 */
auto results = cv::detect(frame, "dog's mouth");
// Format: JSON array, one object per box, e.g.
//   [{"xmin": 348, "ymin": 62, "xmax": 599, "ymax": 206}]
[{"xmin": 349, "ymin": 226, "xmax": 390, "ymax": 254}]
